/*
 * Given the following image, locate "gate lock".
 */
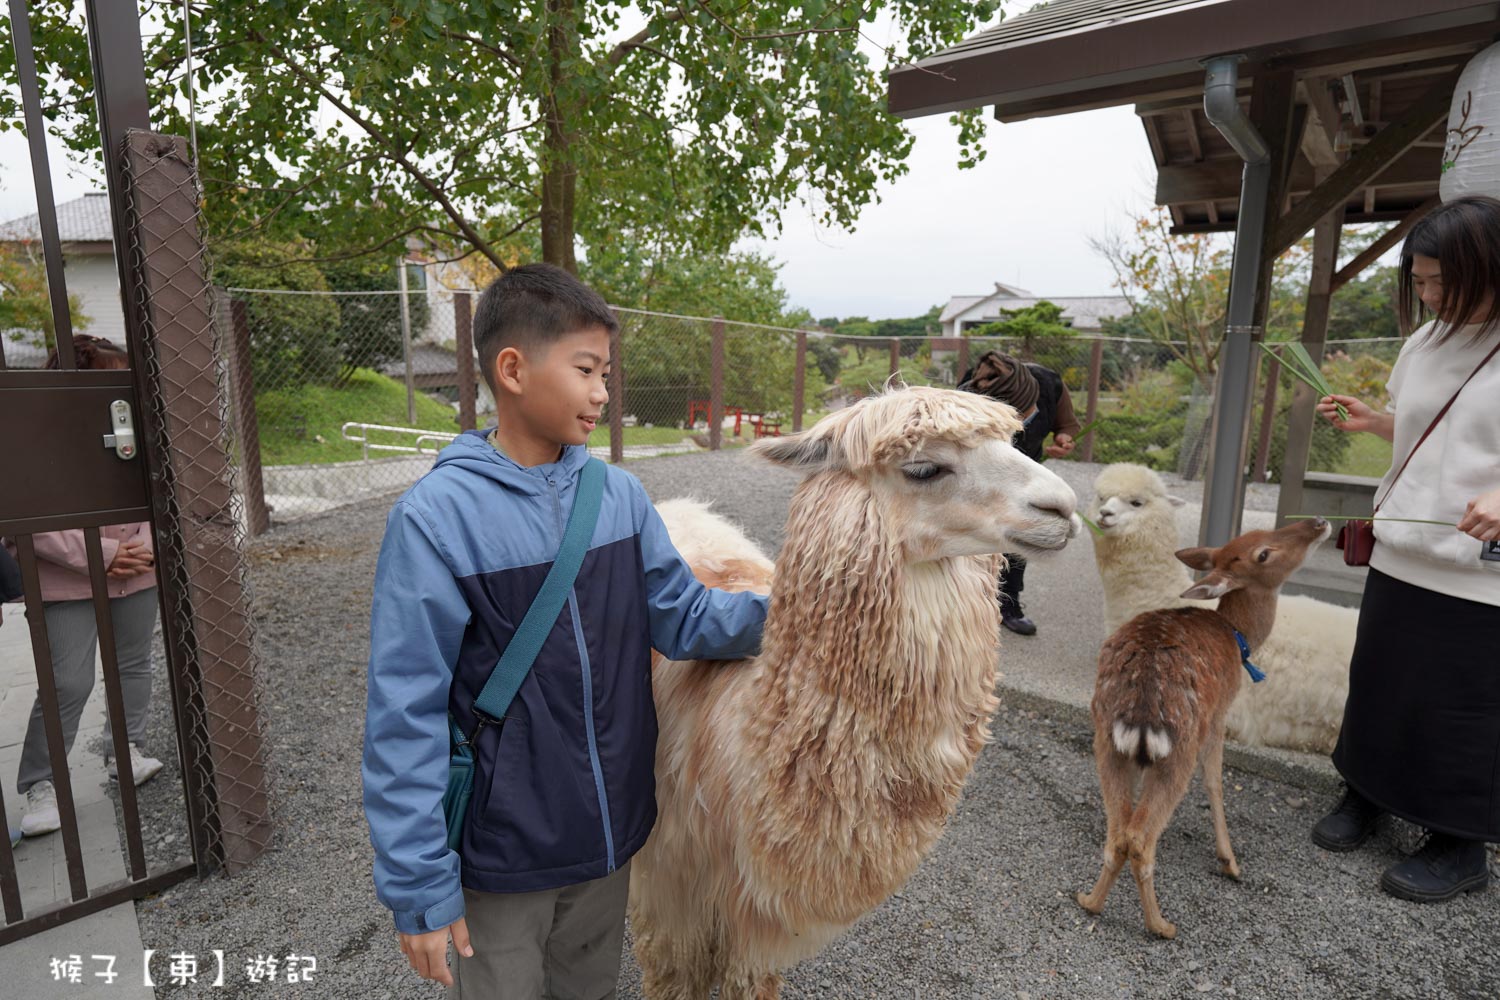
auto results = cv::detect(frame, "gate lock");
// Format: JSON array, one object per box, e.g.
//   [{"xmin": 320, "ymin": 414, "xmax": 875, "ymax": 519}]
[{"xmin": 103, "ymin": 399, "xmax": 138, "ymax": 460}]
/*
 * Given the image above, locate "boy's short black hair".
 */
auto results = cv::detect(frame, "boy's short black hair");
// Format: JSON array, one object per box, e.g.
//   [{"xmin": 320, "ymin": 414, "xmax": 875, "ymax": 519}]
[{"xmin": 474, "ymin": 263, "xmax": 618, "ymax": 392}]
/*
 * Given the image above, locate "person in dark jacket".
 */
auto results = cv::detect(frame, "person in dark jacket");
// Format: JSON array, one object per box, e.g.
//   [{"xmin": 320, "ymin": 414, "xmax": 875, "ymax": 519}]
[
  {"xmin": 958, "ymin": 351, "xmax": 1081, "ymax": 634},
  {"xmin": 362, "ymin": 264, "xmax": 768, "ymax": 996}
]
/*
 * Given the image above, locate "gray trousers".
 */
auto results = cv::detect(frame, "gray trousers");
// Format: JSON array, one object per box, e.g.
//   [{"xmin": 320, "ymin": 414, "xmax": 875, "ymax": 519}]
[
  {"xmin": 447, "ymin": 862, "xmax": 630, "ymax": 1000},
  {"xmin": 16, "ymin": 587, "xmax": 158, "ymax": 795}
]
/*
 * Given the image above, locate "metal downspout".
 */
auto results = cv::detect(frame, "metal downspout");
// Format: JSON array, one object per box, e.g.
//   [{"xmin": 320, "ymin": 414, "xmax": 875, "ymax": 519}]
[{"xmin": 1199, "ymin": 55, "xmax": 1271, "ymax": 548}]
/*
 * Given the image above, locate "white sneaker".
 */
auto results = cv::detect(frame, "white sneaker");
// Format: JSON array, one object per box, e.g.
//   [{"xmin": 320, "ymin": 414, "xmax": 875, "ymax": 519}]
[
  {"xmin": 20, "ymin": 780, "xmax": 60, "ymax": 837},
  {"xmin": 107, "ymin": 744, "xmax": 165, "ymax": 787}
]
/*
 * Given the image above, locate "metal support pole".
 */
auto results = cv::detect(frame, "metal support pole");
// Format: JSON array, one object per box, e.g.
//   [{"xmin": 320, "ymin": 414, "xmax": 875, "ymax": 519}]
[
  {"xmin": 608, "ymin": 315, "xmax": 624, "ymax": 463},
  {"xmin": 397, "ymin": 257, "xmax": 415, "ymax": 425},
  {"xmin": 1082, "ymin": 338, "xmax": 1103, "ymax": 463},
  {"xmin": 793, "ymin": 331, "xmax": 807, "ymax": 432},
  {"xmin": 1252, "ymin": 355, "xmax": 1281, "ymax": 483},
  {"xmin": 709, "ymin": 318, "xmax": 725, "ymax": 451},
  {"xmin": 454, "ymin": 292, "xmax": 476, "ymax": 432}
]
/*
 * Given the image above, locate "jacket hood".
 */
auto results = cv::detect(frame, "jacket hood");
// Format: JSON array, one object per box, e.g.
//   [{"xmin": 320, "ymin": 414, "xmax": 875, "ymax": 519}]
[{"xmin": 430, "ymin": 429, "xmax": 591, "ymax": 496}]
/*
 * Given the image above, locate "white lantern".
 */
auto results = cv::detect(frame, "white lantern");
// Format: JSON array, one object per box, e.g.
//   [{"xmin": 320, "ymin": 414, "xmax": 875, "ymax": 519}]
[{"xmin": 1440, "ymin": 41, "xmax": 1500, "ymax": 202}]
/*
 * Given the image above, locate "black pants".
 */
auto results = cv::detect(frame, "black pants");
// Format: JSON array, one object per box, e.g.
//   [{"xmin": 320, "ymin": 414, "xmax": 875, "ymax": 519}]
[{"xmin": 999, "ymin": 553, "xmax": 1026, "ymax": 610}]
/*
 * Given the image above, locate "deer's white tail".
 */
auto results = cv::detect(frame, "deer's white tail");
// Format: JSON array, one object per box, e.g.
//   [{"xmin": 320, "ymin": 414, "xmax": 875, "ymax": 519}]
[{"xmin": 1112, "ymin": 720, "xmax": 1173, "ymax": 762}]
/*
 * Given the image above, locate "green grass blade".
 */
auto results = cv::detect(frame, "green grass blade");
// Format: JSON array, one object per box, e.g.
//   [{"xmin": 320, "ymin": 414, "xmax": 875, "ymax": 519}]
[{"xmin": 1285, "ymin": 514, "xmax": 1457, "ymax": 526}]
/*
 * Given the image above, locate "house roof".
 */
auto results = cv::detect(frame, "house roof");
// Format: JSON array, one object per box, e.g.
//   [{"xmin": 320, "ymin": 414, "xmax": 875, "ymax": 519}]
[
  {"xmin": 939, "ymin": 282, "xmax": 1037, "ymax": 323},
  {"xmin": 945, "ymin": 292, "xmax": 1132, "ymax": 330},
  {"xmin": 0, "ymin": 192, "xmax": 114, "ymax": 245}
]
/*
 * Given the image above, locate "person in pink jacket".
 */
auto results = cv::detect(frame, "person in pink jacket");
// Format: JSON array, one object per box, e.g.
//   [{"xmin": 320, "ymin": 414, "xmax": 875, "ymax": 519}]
[{"xmin": 4, "ymin": 336, "xmax": 166, "ymax": 838}]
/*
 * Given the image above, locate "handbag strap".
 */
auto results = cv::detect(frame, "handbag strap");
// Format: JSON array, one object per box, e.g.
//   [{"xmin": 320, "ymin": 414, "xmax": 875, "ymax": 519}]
[
  {"xmin": 468, "ymin": 457, "xmax": 607, "ymax": 727},
  {"xmin": 1375, "ymin": 336, "xmax": 1500, "ymax": 513}
]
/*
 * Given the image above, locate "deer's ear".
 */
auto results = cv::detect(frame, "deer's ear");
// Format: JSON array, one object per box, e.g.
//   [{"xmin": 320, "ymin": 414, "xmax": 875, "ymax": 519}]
[
  {"xmin": 1175, "ymin": 546, "xmax": 1214, "ymax": 571},
  {"xmin": 751, "ymin": 429, "xmax": 841, "ymax": 470},
  {"xmin": 1180, "ymin": 573, "xmax": 1235, "ymax": 601}
]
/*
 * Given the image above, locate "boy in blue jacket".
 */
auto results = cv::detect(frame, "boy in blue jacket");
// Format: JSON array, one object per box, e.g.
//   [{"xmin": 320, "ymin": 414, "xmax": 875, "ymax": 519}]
[{"xmin": 362, "ymin": 263, "xmax": 768, "ymax": 997}]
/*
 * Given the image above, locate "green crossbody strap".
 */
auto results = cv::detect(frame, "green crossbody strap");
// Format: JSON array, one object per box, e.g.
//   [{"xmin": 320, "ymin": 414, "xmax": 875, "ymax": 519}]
[{"xmin": 465, "ymin": 457, "xmax": 606, "ymax": 732}]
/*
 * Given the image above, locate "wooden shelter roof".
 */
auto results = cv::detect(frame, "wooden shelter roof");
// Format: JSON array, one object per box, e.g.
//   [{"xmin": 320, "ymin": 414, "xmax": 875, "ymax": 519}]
[{"xmin": 889, "ymin": 0, "xmax": 1500, "ymax": 233}]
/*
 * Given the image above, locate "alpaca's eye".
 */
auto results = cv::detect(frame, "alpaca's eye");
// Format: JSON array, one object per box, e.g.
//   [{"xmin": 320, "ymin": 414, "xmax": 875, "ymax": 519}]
[
  {"xmin": 1130, "ymin": 499, "xmax": 1144, "ymax": 508},
  {"xmin": 1257, "ymin": 549, "xmax": 1270, "ymax": 563},
  {"xmin": 902, "ymin": 462, "xmax": 944, "ymax": 482}
]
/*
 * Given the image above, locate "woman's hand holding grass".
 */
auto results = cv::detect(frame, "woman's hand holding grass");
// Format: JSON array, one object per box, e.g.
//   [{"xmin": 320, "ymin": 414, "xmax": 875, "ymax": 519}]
[
  {"xmin": 1316, "ymin": 394, "xmax": 1395, "ymax": 442},
  {"xmin": 1457, "ymin": 487, "xmax": 1500, "ymax": 543}
]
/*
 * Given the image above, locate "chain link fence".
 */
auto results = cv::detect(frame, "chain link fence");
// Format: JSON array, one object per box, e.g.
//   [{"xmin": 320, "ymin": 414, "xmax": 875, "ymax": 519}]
[
  {"xmin": 122, "ymin": 131, "xmax": 273, "ymax": 875},
  {"xmin": 219, "ymin": 283, "xmax": 1408, "ymax": 528}
]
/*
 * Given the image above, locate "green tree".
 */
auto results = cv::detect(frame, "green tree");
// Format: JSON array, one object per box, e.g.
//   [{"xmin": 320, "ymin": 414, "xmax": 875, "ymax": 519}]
[
  {"xmin": 0, "ymin": 242, "xmax": 90, "ymax": 351},
  {"xmin": 2, "ymin": 2, "xmax": 1000, "ymax": 273},
  {"xmin": 216, "ymin": 239, "xmax": 340, "ymax": 389},
  {"xmin": 1327, "ymin": 264, "xmax": 1401, "ymax": 341},
  {"xmin": 322, "ymin": 259, "xmax": 432, "ymax": 382},
  {"xmin": 966, "ymin": 300, "xmax": 1076, "ymax": 359}
]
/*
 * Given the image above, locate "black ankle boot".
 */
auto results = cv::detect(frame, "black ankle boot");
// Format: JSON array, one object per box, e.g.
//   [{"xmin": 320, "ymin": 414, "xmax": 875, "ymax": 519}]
[
  {"xmin": 1311, "ymin": 786, "xmax": 1383, "ymax": 852},
  {"xmin": 1380, "ymin": 833, "xmax": 1490, "ymax": 903},
  {"xmin": 999, "ymin": 594, "xmax": 1036, "ymax": 636}
]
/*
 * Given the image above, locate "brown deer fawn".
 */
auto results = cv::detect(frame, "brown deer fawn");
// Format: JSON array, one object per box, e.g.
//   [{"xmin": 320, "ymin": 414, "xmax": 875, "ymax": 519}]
[{"xmin": 1076, "ymin": 517, "xmax": 1331, "ymax": 939}]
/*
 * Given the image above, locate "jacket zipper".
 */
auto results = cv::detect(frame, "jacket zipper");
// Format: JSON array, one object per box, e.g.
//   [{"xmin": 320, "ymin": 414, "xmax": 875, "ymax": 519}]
[{"xmin": 548, "ymin": 474, "xmax": 617, "ymax": 872}]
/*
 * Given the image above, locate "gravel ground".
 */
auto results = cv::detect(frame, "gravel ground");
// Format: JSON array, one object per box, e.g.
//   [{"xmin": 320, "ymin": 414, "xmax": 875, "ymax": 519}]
[{"xmin": 129, "ymin": 451, "xmax": 1499, "ymax": 999}]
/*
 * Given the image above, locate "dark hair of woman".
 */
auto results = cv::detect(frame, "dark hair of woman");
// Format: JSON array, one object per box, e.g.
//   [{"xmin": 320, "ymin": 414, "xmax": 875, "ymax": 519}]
[
  {"xmin": 44, "ymin": 334, "xmax": 130, "ymax": 371},
  {"xmin": 1397, "ymin": 194, "xmax": 1500, "ymax": 345}
]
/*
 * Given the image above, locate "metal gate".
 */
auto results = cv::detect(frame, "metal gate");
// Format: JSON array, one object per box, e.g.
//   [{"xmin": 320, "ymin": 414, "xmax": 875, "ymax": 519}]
[{"xmin": 0, "ymin": 0, "xmax": 270, "ymax": 943}]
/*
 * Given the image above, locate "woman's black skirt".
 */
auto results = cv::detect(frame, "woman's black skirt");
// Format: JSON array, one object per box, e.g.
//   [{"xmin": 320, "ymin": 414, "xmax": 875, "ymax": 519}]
[{"xmin": 1332, "ymin": 568, "xmax": 1500, "ymax": 840}]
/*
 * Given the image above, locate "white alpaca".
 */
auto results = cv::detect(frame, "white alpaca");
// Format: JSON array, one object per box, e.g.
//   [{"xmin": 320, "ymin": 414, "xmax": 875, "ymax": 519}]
[
  {"xmin": 1089, "ymin": 463, "xmax": 1355, "ymax": 754},
  {"xmin": 630, "ymin": 385, "xmax": 1080, "ymax": 999}
]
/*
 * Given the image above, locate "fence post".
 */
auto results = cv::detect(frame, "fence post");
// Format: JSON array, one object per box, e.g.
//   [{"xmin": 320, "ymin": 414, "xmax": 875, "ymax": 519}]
[
  {"xmin": 609, "ymin": 312, "xmax": 624, "ymax": 464},
  {"xmin": 957, "ymin": 337, "xmax": 970, "ymax": 383},
  {"xmin": 793, "ymin": 331, "xmax": 807, "ymax": 432},
  {"xmin": 889, "ymin": 338, "xmax": 900, "ymax": 380},
  {"xmin": 397, "ymin": 256, "xmax": 415, "ymax": 425},
  {"xmin": 454, "ymin": 292, "xmax": 476, "ymax": 432},
  {"xmin": 709, "ymin": 318, "xmax": 725, "ymax": 450},
  {"xmin": 1081, "ymin": 338, "xmax": 1104, "ymax": 464},
  {"xmin": 1252, "ymin": 355, "xmax": 1281, "ymax": 483},
  {"xmin": 223, "ymin": 292, "xmax": 270, "ymax": 536},
  {"xmin": 123, "ymin": 131, "xmax": 271, "ymax": 873}
]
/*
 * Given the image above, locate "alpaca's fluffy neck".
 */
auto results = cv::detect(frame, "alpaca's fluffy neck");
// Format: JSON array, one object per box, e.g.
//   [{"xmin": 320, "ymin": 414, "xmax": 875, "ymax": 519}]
[
  {"xmin": 756, "ymin": 474, "xmax": 999, "ymax": 758},
  {"xmin": 1093, "ymin": 521, "xmax": 1195, "ymax": 631}
]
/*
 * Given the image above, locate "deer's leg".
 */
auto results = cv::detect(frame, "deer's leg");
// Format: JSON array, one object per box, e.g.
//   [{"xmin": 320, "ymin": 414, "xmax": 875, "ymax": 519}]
[
  {"xmin": 1078, "ymin": 737, "xmax": 1134, "ymax": 914},
  {"xmin": 1126, "ymin": 755, "xmax": 1197, "ymax": 940},
  {"xmin": 1199, "ymin": 727, "xmax": 1240, "ymax": 880}
]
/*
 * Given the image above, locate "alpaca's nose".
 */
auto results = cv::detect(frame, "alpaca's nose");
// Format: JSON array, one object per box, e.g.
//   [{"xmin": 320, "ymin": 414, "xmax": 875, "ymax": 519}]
[{"xmin": 1029, "ymin": 494, "xmax": 1076, "ymax": 522}]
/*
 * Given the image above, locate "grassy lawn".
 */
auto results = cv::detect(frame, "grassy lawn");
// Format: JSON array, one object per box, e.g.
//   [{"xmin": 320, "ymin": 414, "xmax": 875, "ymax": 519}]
[
  {"xmin": 586, "ymin": 424, "xmax": 696, "ymax": 448},
  {"xmin": 1329, "ymin": 432, "xmax": 1393, "ymax": 478},
  {"xmin": 256, "ymin": 368, "xmax": 460, "ymax": 466}
]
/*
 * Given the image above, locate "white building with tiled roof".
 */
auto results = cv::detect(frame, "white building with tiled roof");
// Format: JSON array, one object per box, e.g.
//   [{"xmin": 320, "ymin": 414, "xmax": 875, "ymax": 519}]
[
  {"xmin": 940, "ymin": 281, "xmax": 1131, "ymax": 337},
  {"xmin": 0, "ymin": 192, "xmax": 125, "ymax": 352}
]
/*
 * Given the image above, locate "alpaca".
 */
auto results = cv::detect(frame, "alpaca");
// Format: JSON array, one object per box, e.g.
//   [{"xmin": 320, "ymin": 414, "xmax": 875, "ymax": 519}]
[
  {"xmin": 630, "ymin": 385, "xmax": 1080, "ymax": 999},
  {"xmin": 1089, "ymin": 463, "xmax": 1356, "ymax": 754},
  {"xmin": 1077, "ymin": 518, "xmax": 1332, "ymax": 939}
]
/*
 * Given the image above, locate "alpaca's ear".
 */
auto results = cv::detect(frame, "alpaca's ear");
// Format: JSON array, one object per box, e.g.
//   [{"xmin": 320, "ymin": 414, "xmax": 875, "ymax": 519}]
[
  {"xmin": 751, "ymin": 430, "xmax": 838, "ymax": 470},
  {"xmin": 1165, "ymin": 494, "xmax": 1187, "ymax": 508},
  {"xmin": 1174, "ymin": 546, "xmax": 1214, "ymax": 571},
  {"xmin": 1180, "ymin": 572, "xmax": 1235, "ymax": 601}
]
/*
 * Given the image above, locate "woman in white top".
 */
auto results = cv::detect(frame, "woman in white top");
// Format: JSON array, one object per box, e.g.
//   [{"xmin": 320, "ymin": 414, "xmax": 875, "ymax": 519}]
[{"xmin": 1311, "ymin": 195, "xmax": 1500, "ymax": 903}]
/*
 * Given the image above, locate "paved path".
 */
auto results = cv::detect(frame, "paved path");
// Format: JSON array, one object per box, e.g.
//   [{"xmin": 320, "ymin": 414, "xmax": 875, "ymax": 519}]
[{"xmin": 0, "ymin": 609, "xmax": 153, "ymax": 998}]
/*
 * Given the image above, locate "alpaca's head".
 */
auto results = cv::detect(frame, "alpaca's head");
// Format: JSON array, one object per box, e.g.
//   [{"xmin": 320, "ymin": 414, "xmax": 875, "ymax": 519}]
[
  {"xmin": 1091, "ymin": 463, "xmax": 1185, "ymax": 537},
  {"xmin": 752, "ymin": 385, "xmax": 1079, "ymax": 561}
]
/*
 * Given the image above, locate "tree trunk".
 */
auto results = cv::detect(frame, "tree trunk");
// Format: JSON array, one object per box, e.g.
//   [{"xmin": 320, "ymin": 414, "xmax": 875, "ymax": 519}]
[{"xmin": 541, "ymin": 0, "xmax": 579, "ymax": 274}]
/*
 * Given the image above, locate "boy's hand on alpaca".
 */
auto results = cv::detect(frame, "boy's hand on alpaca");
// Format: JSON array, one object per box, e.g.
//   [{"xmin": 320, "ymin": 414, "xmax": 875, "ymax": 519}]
[{"xmin": 400, "ymin": 917, "xmax": 472, "ymax": 986}]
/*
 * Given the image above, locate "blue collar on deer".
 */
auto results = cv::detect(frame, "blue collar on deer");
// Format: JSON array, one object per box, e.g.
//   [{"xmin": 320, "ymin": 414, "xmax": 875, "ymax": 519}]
[{"xmin": 1234, "ymin": 631, "xmax": 1266, "ymax": 683}]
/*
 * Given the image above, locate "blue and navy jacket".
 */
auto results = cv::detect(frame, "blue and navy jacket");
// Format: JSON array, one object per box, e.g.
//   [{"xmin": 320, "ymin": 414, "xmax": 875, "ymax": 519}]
[{"xmin": 361, "ymin": 431, "xmax": 768, "ymax": 935}]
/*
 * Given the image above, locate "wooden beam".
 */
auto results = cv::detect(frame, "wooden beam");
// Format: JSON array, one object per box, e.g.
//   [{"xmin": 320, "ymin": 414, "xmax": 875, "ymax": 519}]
[
  {"xmin": 1268, "ymin": 72, "xmax": 1454, "ymax": 256},
  {"xmin": 1155, "ymin": 145, "xmax": 1437, "ymax": 203},
  {"xmin": 1299, "ymin": 75, "xmax": 1344, "ymax": 169},
  {"xmin": 1253, "ymin": 67, "xmax": 1302, "ymax": 328},
  {"xmin": 1180, "ymin": 108, "xmax": 1204, "ymax": 161},
  {"xmin": 1172, "ymin": 207, "xmax": 1422, "ymax": 234},
  {"xmin": 1142, "ymin": 114, "xmax": 1168, "ymax": 166},
  {"xmin": 1330, "ymin": 195, "xmax": 1439, "ymax": 290},
  {"xmin": 1275, "ymin": 195, "xmax": 1343, "ymax": 526}
]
